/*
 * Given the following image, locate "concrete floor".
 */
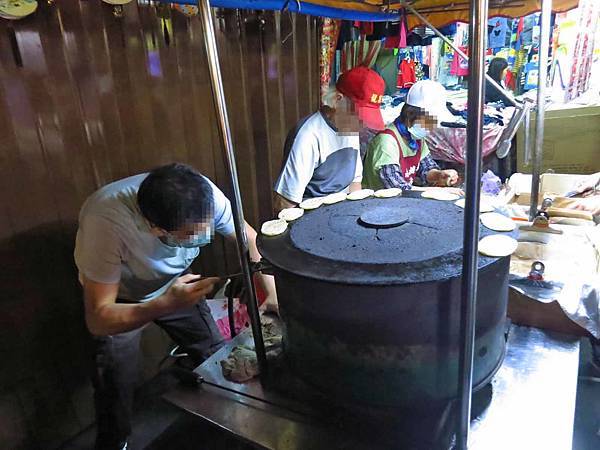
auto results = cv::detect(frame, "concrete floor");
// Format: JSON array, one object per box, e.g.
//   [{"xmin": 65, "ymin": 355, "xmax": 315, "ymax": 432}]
[{"xmin": 61, "ymin": 339, "xmax": 600, "ymax": 450}]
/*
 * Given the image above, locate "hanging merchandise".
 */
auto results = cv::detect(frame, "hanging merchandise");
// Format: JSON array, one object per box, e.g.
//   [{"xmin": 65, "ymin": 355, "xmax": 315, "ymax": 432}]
[
  {"xmin": 0, "ymin": 0, "xmax": 37, "ymax": 19},
  {"xmin": 397, "ymin": 55, "xmax": 416, "ymax": 89},
  {"xmin": 565, "ymin": 0, "xmax": 600, "ymax": 101},
  {"xmin": 523, "ymin": 61, "xmax": 539, "ymax": 91},
  {"xmin": 450, "ymin": 46, "xmax": 469, "ymax": 76},
  {"xmin": 320, "ymin": 18, "xmax": 341, "ymax": 101},
  {"xmin": 488, "ymin": 17, "xmax": 510, "ymax": 49},
  {"xmin": 173, "ymin": 4, "xmax": 198, "ymax": 17},
  {"xmin": 341, "ymin": 39, "xmax": 382, "ymax": 72},
  {"xmin": 384, "ymin": 9, "xmax": 408, "ymax": 49}
]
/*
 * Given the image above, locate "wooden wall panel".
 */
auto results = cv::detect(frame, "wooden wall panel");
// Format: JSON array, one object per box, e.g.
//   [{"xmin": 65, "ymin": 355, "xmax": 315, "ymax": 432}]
[{"xmin": 0, "ymin": 2, "xmax": 319, "ymax": 448}]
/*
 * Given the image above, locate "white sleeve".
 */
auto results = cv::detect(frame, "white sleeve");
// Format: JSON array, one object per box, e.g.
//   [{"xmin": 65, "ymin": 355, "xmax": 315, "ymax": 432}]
[
  {"xmin": 274, "ymin": 129, "xmax": 319, "ymax": 204},
  {"xmin": 204, "ymin": 177, "xmax": 235, "ymax": 236}
]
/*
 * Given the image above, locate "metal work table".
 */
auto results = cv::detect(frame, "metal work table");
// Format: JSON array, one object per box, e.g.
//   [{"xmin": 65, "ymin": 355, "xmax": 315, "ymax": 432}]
[{"xmin": 164, "ymin": 324, "xmax": 580, "ymax": 450}]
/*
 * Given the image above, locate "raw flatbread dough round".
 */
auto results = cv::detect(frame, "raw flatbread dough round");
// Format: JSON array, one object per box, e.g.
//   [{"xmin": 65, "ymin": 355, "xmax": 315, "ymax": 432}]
[
  {"xmin": 299, "ymin": 197, "xmax": 324, "ymax": 210},
  {"xmin": 347, "ymin": 189, "xmax": 374, "ymax": 201},
  {"xmin": 278, "ymin": 207, "xmax": 304, "ymax": 222},
  {"xmin": 478, "ymin": 234, "xmax": 518, "ymax": 257},
  {"xmin": 261, "ymin": 219, "xmax": 288, "ymax": 236},
  {"xmin": 454, "ymin": 198, "xmax": 495, "ymax": 213},
  {"xmin": 421, "ymin": 190, "xmax": 461, "ymax": 201},
  {"xmin": 322, "ymin": 192, "xmax": 347, "ymax": 205},
  {"xmin": 374, "ymin": 188, "xmax": 402, "ymax": 198},
  {"xmin": 480, "ymin": 212, "xmax": 515, "ymax": 232}
]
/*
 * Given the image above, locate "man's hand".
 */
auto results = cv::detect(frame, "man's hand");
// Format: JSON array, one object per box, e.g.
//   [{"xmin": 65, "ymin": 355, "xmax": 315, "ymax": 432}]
[
  {"xmin": 163, "ymin": 274, "xmax": 219, "ymax": 311},
  {"xmin": 427, "ymin": 169, "xmax": 460, "ymax": 187}
]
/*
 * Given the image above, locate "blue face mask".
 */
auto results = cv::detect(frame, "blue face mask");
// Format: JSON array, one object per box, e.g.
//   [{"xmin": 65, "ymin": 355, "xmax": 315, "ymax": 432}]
[
  {"xmin": 408, "ymin": 124, "xmax": 429, "ymax": 140},
  {"xmin": 162, "ymin": 227, "xmax": 212, "ymax": 249}
]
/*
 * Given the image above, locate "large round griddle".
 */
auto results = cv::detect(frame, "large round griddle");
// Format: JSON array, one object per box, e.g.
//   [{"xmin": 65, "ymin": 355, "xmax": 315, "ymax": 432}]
[{"xmin": 259, "ymin": 192, "xmax": 515, "ymax": 285}]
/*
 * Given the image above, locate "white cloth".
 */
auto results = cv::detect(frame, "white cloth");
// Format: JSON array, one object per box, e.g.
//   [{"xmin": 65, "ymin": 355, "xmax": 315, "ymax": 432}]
[{"xmin": 556, "ymin": 280, "xmax": 600, "ymax": 339}]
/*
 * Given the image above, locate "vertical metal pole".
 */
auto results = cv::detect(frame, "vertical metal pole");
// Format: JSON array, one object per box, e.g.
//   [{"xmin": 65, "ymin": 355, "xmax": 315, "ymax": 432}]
[
  {"xmin": 457, "ymin": 0, "xmax": 488, "ymax": 448},
  {"xmin": 529, "ymin": 0, "xmax": 553, "ymax": 220},
  {"xmin": 197, "ymin": 0, "xmax": 268, "ymax": 375}
]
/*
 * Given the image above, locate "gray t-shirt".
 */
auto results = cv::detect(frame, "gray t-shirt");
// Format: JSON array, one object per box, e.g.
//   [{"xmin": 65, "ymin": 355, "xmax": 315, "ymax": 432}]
[{"xmin": 74, "ymin": 173, "xmax": 235, "ymax": 302}]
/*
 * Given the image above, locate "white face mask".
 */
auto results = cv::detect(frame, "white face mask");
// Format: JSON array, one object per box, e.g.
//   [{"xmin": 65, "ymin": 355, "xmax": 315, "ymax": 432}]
[{"xmin": 409, "ymin": 124, "xmax": 429, "ymax": 140}]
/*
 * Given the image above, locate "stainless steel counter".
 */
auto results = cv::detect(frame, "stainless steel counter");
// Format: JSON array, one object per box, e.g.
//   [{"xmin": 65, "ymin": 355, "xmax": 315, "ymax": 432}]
[{"xmin": 164, "ymin": 324, "xmax": 580, "ymax": 450}]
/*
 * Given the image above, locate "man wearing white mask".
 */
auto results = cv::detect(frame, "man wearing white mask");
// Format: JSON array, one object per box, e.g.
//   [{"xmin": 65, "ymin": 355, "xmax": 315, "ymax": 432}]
[
  {"xmin": 363, "ymin": 80, "xmax": 460, "ymax": 190},
  {"xmin": 74, "ymin": 163, "xmax": 276, "ymax": 450}
]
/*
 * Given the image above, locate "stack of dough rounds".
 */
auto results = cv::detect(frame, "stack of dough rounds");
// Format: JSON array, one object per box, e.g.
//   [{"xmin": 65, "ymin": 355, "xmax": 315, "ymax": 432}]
[
  {"xmin": 261, "ymin": 219, "xmax": 288, "ymax": 236},
  {"xmin": 278, "ymin": 207, "xmax": 304, "ymax": 222},
  {"xmin": 374, "ymin": 188, "xmax": 402, "ymax": 198},
  {"xmin": 322, "ymin": 192, "xmax": 347, "ymax": 205},
  {"xmin": 478, "ymin": 234, "xmax": 518, "ymax": 257},
  {"xmin": 421, "ymin": 190, "xmax": 461, "ymax": 201},
  {"xmin": 454, "ymin": 198, "xmax": 495, "ymax": 213},
  {"xmin": 299, "ymin": 197, "xmax": 324, "ymax": 210},
  {"xmin": 347, "ymin": 189, "xmax": 374, "ymax": 201},
  {"xmin": 480, "ymin": 212, "xmax": 515, "ymax": 232}
]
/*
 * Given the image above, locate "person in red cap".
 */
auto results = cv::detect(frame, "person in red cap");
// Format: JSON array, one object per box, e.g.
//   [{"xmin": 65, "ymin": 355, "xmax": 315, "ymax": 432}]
[{"xmin": 273, "ymin": 66, "xmax": 385, "ymax": 212}]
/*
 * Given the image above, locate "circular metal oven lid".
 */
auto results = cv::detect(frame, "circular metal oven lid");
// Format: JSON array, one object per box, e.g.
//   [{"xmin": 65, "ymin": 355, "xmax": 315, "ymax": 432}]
[{"xmin": 258, "ymin": 192, "xmax": 514, "ymax": 285}]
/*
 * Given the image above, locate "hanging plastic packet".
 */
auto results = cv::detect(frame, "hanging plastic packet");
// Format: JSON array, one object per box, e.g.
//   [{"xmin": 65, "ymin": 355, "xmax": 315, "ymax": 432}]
[{"xmin": 481, "ymin": 170, "xmax": 502, "ymax": 196}]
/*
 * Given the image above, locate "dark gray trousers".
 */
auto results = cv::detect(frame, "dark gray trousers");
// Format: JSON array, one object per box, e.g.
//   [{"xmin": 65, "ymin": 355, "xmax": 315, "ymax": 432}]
[{"xmin": 91, "ymin": 301, "xmax": 224, "ymax": 450}]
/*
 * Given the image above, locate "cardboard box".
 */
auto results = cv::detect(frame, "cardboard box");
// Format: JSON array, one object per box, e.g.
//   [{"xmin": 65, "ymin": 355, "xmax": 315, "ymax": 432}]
[
  {"xmin": 506, "ymin": 173, "xmax": 589, "ymax": 206},
  {"xmin": 516, "ymin": 105, "xmax": 600, "ymax": 174}
]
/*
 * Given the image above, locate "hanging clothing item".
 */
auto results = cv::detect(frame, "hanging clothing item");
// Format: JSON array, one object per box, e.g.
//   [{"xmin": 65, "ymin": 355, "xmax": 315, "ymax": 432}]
[
  {"xmin": 450, "ymin": 46, "xmax": 469, "ymax": 76},
  {"xmin": 336, "ymin": 20, "xmax": 359, "ymax": 50},
  {"xmin": 384, "ymin": 9, "xmax": 408, "ymax": 48},
  {"xmin": 341, "ymin": 40, "xmax": 383, "ymax": 72},
  {"xmin": 353, "ymin": 21, "xmax": 374, "ymax": 37},
  {"xmin": 320, "ymin": 18, "xmax": 341, "ymax": 101},
  {"xmin": 488, "ymin": 17, "xmax": 510, "ymax": 49},
  {"xmin": 397, "ymin": 58, "xmax": 416, "ymax": 89},
  {"xmin": 373, "ymin": 49, "xmax": 400, "ymax": 95}
]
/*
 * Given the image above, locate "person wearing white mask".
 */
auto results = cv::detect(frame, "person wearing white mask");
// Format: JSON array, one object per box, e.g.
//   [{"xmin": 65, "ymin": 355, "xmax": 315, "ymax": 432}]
[
  {"xmin": 363, "ymin": 80, "xmax": 460, "ymax": 190},
  {"xmin": 74, "ymin": 163, "xmax": 276, "ymax": 450}
]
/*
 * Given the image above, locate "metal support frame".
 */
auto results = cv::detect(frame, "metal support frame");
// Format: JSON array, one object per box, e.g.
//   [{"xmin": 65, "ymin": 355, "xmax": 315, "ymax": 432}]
[
  {"xmin": 197, "ymin": 0, "xmax": 268, "ymax": 375},
  {"xmin": 402, "ymin": 2, "xmax": 517, "ymax": 108},
  {"xmin": 529, "ymin": 0, "xmax": 553, "ymax": 220},
  {"xmin": 457, "ymin": 0, "xmax": 488, "ymax": 448}
]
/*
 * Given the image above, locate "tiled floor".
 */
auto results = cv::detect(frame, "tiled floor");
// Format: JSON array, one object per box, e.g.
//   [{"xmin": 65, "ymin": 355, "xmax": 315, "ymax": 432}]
[{"xmin": 62, "ymin": 340, "xmax": 600, "ymax": 450}]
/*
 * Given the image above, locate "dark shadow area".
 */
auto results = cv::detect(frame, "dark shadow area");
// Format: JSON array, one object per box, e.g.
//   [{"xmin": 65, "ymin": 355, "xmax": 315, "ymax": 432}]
[{"xmin": 0, "ymin": 222, "xmax": 92, "ymax": 448}]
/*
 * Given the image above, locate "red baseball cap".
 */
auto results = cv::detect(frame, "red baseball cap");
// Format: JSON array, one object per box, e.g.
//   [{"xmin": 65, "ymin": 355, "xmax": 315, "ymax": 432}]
[{"xmin": 336, "ymin": 66, "xmax": 385, "ymax": 131}]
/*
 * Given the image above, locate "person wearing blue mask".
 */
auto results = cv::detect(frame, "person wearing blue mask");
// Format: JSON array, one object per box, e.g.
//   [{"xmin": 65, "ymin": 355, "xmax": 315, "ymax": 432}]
[
  {"xmin": 74, "ymin": 163, "xmax": 276, "ymax": 450},
  {"xmin": 363, "ymin": 80, "xmax": 460, "ymax": 190}
]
